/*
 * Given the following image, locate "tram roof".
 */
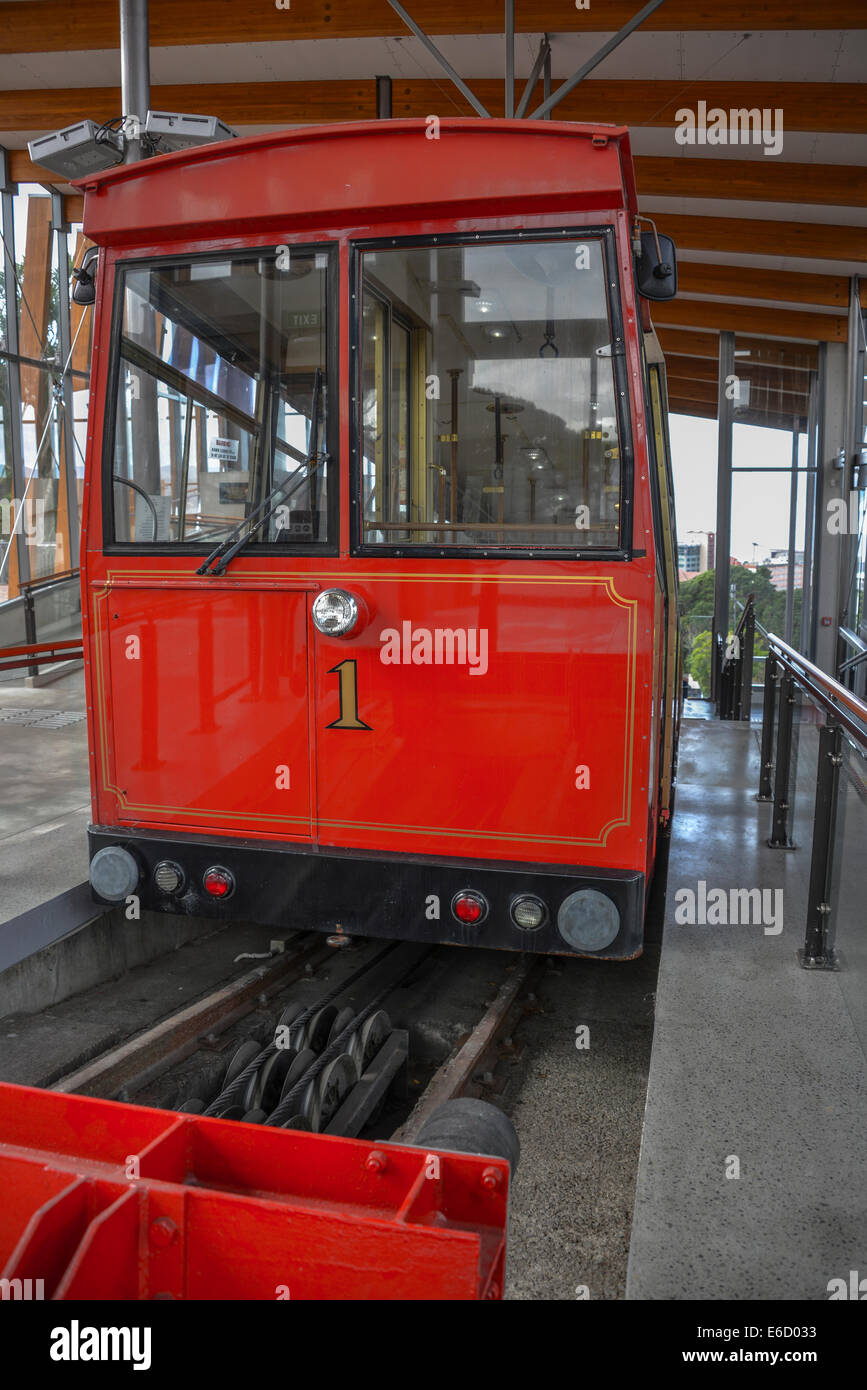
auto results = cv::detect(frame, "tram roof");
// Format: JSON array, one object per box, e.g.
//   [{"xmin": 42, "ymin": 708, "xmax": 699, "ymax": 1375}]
[{"xmin": 73, "ymin": 118, "xmax": 638, "ymax": 247}]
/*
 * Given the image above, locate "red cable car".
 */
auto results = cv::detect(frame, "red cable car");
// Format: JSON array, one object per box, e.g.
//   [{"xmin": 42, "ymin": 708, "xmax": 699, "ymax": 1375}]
[{"xmin": 78, "ymin": 118, "xmax": 681, "ymax": 959}]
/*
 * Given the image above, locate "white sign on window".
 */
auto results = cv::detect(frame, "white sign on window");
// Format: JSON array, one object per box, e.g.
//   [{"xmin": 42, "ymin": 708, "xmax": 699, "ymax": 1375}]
[{"xmin": 209, "ymin": 437, "xmax": 240, "ymax": 463}]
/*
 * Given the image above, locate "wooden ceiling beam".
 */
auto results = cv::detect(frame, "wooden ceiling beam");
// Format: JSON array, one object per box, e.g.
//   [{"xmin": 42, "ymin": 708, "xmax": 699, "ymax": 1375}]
[
  {"xmin": 664, "ymin": 353, "xmax": 814, "ymax": 385},
  {"xmin": 668, "ymin": 396, "xmax": 805, "ymax": 430},
  {"xmin": 655, "ymin": 327, "xmax": 820, "ymax": 369},
  {"xmin": 635, "ymin": 156, "xmax": 866, "ymax": 209},
  {"xmin": 669, "ymin": 395, "xmax": 717, "ymax": 421},
  {"xmin": 676, "ymin": 261, "xmax": 856, "ymax": 309},
  {"xmin": 11, "ymin": 143, "xmax": 866, "ymax": 255},
  {"xmin": 2, "ymin": 1, "xmax": 864, "ymax": 53},
  {"xmin": 655, "ymin": 296, "xmax": 846, "ymax": 343},
  {"xmin": 668, "ymin": 374, "xmax": 809, "ymax": 407},
  {"xmin": 651, "ymin": 213, "xmax": 866, "ymax": 265},
  {"xmin": 3, "ymin": 79, "xmax": 867, "ymax": 134}
]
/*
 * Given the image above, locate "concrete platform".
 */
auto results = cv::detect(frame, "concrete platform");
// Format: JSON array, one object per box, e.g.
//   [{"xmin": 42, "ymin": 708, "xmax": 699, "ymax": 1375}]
[
  {"xmin": 627, "ymin": 718, "xmax": 867, "ymax": 1301},
  {"xmin": 0, "ymin": 668, "xmax": 90, "ymax": 924}
]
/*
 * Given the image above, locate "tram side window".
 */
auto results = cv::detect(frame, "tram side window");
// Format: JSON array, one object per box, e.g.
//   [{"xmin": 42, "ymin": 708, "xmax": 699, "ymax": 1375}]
[
  {"xmin": 110, "ymin": 249, "xmax": 331, "ymax": 546},
  {"xmin": 359, "ymin": 238, "xmax": 623, "ymax": 550}
]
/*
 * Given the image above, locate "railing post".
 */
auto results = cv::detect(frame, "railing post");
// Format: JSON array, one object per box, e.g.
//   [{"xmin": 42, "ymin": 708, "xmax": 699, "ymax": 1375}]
[
  {"xmin": 756, "ymin": 652, "xmax": 777, "ymax": 801},
  {"xmin": 767, "ymin": 671, "xmax": 797, "ymax": 848},
  {"xmin": 22, "ymin": 585, "xmax": 38, "ymax": 679},
  {"xmin": 799, "ymin": 723, "xmax": 842, "ymax": 970},
  {"xmin": 739, "ymin": 604, "xmax": 755, "ymax": 721}
]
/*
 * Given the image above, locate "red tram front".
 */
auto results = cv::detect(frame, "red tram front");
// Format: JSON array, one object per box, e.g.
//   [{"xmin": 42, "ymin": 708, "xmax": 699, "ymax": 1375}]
[{"xmin": 78, "ymin": 119, "xmax": 680, "ymax": 960}]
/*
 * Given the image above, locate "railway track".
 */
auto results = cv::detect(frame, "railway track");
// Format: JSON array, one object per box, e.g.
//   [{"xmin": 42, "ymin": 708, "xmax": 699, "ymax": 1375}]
[{"xmin": 50, "ymin": 931, "xmax": 544, "ymax": 1151}]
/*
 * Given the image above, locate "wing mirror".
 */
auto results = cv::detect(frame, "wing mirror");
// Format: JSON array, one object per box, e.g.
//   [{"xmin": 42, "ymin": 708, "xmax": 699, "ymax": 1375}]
[
  {"xmin": 71, "ymin": 246, "xmax": 99, "ymax": 306},
  {"xmin": 634, "ymin": 228, "xmax": 677, "ymax": 302}
]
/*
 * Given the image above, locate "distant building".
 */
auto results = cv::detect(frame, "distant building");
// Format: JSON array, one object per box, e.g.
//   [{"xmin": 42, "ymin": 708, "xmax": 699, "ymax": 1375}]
[
  {"xmin": 677, "ymin": 531, "xmax": 715, "ymax": 582},
  {"xmin": 763, "ymin": 549, "xmax": 804, "ymax": 591}
]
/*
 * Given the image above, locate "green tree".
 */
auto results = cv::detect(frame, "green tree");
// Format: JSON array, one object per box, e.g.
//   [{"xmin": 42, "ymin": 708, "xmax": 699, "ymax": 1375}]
[
  {"xmin": 689, "ymin": 630, "xmax": 713, "ymax": 696},
  {"xmin": 679, "ymin": 563, "xmax": 802, "ymax": 689}
]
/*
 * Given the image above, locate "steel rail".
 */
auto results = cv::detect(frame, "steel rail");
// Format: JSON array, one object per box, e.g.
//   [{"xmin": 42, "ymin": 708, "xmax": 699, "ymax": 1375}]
[
  {"xmin": 767, "ymin": 631, "xmax": 867, "ymax": 733},
  {"xmin": 392, "ymin": 954, "xmax": 541, "ymax": 1143},
  {"xmin": 51, "ymin": 933, "xmax": 328, "ymax": 1097}
]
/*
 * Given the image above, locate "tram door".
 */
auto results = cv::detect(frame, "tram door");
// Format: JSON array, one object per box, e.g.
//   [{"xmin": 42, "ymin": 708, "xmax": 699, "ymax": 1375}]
[
  {"xmin": 99, "ymin": 247, "xmax": 333, "ymax": 840},
  {"xmin": 314, "ymin": 237, "xmax": 637, "ymax": 864}
]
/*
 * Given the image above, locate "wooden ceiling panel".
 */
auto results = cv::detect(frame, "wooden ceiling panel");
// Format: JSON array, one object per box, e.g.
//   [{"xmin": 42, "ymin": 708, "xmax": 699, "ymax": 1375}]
[
  {"xmin": 655, "ymin": 327, "xmax": 819, "ymax": 369},
  {"xmin": 664, "ymin": 353, "xmax": 814, "ymax": 385},
  {"xmin": 2, "ymin": 80, "xmax": 866, "ymax": 134},
  {"xmin": 1, "ymin": 2, "xmax": 864, "ymax": 53},
  {"xmin": 635, "ymin": 156, "xmax": 866, "ymax": 209},
  {"xmin": 651, "ymin": 214, "xmax": 866, "ymax": 266},
  {"xmin": 655, "ymin": 296, "xmax": 846, "ymax": 342}
]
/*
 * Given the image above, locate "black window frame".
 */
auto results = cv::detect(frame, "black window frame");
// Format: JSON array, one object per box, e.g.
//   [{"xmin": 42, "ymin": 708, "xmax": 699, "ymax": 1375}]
[
  {"xmin": 101, "ymin": 241, "xmax": 340, "ymax": 558},
  {"xmin": 349, "ymin": 227, "xmax": 635, "ymax": 561}
]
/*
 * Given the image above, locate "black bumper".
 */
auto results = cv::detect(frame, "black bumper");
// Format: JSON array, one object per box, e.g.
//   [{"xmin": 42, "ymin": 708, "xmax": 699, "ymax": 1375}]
[{"xmin": 88, "ymin": 826, "xmax": 646, "ymax": 960}]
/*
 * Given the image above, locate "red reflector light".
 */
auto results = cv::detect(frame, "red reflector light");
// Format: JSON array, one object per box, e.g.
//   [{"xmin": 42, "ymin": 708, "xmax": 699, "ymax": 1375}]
[
  {"xmin": 203, "ymin": 867, "xmax": 234, "ymax": 899},
  {"xmin": 451, "ymin": 891, "xmax": 488, "ymax": 926}
]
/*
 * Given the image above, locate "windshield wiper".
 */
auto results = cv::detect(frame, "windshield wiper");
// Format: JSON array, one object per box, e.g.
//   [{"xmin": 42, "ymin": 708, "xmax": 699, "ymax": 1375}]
[{"xmin": 197, "ymin": 369, "xmax": 325, "ymax": 577}]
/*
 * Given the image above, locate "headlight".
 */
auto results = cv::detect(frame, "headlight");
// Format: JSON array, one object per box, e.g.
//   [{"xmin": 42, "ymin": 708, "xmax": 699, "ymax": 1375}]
[
  {"xmin": 312, "ymin": 588, "xmax": 359, "ymax": 636},
  {"xmin": 89, "ymin": 845, "xmax": 139, "ymax": 902},
  {"xmin": 557, "ymin": 889, "xmax": 620, "ymax": 951}
]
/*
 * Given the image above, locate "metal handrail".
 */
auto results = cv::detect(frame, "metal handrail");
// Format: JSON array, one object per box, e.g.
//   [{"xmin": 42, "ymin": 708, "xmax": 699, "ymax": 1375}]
[
  {"xmin": 733, "ymin": 593, "xmax": 771, "ymax": 644},
  {"xmin": 0, "ymin": 638, "xmax": 84, "ymax": 674},
  {"xmin": 840, "ymin": 626, "xmax": 866, "ymax": 654},
  {"xmin": 766, "ymin": 632, "xmax": 867, "ymax": 733},
  {"xmin": 16, "ymin": 568, "xmax": 80, "ymax": 594}
]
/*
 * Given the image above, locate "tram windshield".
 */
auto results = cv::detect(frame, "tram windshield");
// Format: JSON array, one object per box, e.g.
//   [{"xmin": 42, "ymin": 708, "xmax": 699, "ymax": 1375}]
[
  {"xmin": 109, "ymin": 247, "xmax": 332, "ymax": 546},
  {"xmin": 359, "ymin": 237, "xmax": 624, "ymax": 551}
]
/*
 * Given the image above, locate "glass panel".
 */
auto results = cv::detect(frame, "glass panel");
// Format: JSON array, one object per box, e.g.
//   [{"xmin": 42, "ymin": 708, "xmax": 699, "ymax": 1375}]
[
  {"xmin": 359, "ymin": 238, "xmax": 622, "ymax": 549},
  {"xmin": 111, "ymin": 248, "xmax": 331, "ymax": 546},
  {"xmin": 833, "ymin": 736, "xmax": 867, "ymax": 1050},
  {"xmin": 21, "ymin": 364, "xmax": 61, "ymax": 581},
  {"xmin": 0, "ymin": 361, "xmax": 14, "ymax": 599}
]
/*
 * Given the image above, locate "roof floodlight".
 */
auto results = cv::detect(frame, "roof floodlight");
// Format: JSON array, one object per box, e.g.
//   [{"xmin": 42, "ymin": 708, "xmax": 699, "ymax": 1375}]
[
  {"xmin": 27, "ymin": 121, "xmax": 124, "ymax": 180},
  {"xmin": 144, "ymin": 112, "xmax": 238, "ymax": 151}
]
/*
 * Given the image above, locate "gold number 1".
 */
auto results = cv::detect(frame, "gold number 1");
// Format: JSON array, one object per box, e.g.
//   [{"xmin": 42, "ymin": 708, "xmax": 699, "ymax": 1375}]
[{"xmin": 326, "ymin": 658, "xmax": 372, "ymax": 730}]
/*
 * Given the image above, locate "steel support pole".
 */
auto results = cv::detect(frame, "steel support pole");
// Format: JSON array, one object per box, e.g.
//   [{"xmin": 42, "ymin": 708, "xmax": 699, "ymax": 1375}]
[
  {"xmin": 711, "ymin": 330, "xmax": 735, "ymax": 704},
  {"xmin": 529, "ymin": 0, "xmax": 668, "ymax": 119},
  {"xmin": 0, "ymin": 176, "xmax": 31, "ymax": 591},
  {"xmin": 837, "ymin": 276, "xmax": 864, "ymax": 672},
  {"xmin": 51, "ymin": 190, "xmax": 80, "ymax": 572},
  {"xmin": 376, "ymin": 76, "xmax": 393, "ymax": 119},
  {"xmin": 799, "ymin": 722, "xmax": 842, "ymax": 970},
  {"xmin": 385, "ymin": 1, "xmax": 491, "ymax": 117},
  {"xmin": 542, "ymin": 41, "xmax": 552, "ymax": 119},
  {"xmin": 784, "ymin": 418, "xmax": 799, "ymax": 645},
  {"xmin": 801, "ymin": 371, "xmax": 818, "ymax": 658},
  {"xmin": 768, "ymin": 672, "xmax": 796, "ymax": 848},
  {"xmin": 120, "ymin": 0, "xmax": 150, "ymax": 163},
  {"xmin": 515, "ymin": 35, "xmax": 549, "ymax": 119},
  {"xmin": 504, "ymin": 0, "xmax": 515, "ymax": 118}
]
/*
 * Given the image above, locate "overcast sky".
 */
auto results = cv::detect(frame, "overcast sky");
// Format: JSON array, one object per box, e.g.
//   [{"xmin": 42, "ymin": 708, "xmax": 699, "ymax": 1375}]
[{"xmin": 670, "ymin": 413, "xmax": 807, "ymax": 565}]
